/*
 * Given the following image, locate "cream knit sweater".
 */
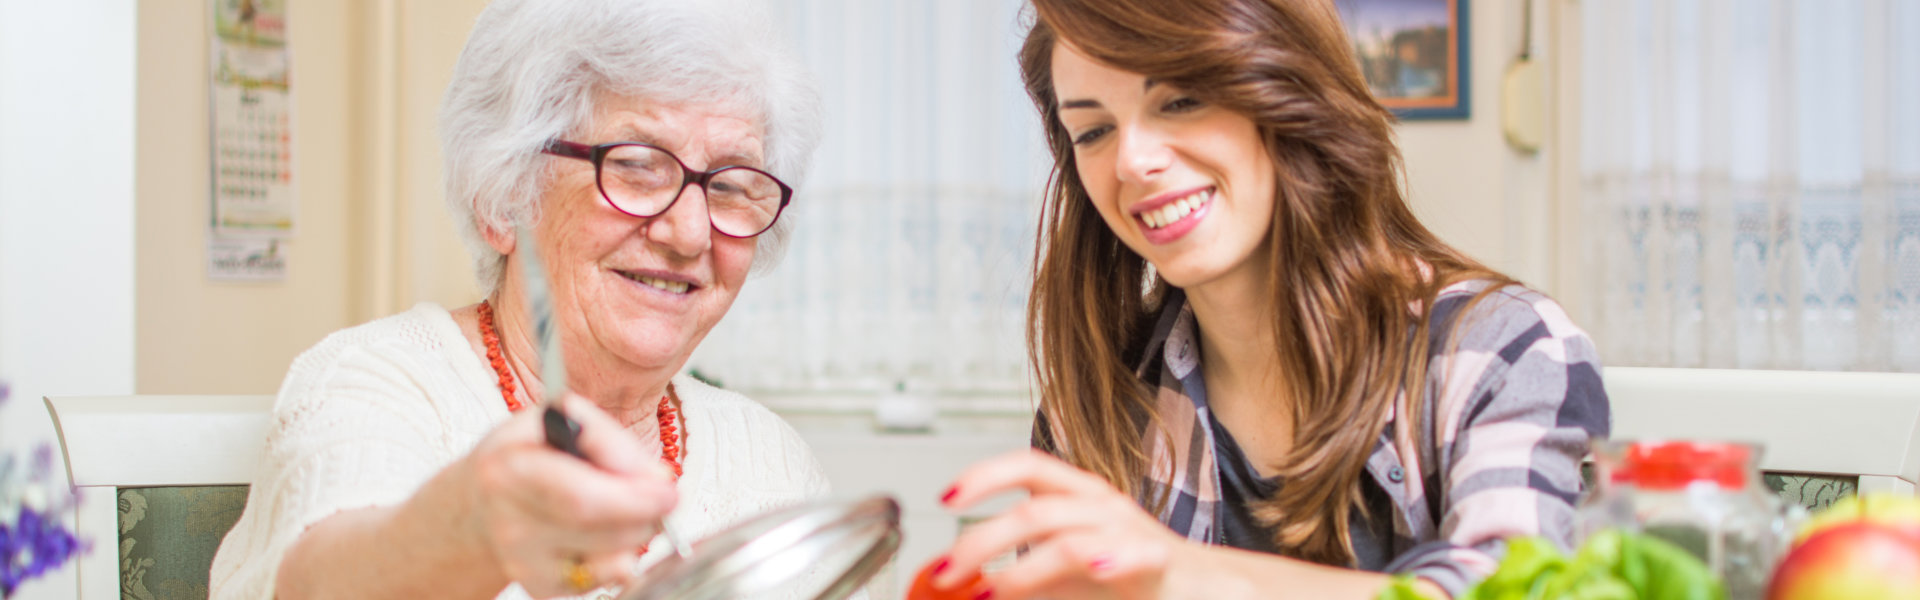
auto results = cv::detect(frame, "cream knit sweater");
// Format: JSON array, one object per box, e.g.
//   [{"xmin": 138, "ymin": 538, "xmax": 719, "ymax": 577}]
[{"xmin": 209, "ymin": 303, "xmax": 832, "ymax": 600}]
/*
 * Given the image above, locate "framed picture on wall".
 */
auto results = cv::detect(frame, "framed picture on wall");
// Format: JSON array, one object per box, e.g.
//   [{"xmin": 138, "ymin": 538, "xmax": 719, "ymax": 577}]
[{"xmin": 1336, "ymin": 0, "xmax": 1470, "ymax": 120}]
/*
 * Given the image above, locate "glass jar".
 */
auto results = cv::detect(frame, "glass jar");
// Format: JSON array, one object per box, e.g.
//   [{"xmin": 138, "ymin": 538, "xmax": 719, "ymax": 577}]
[{"xmin": 1578, "ymin": 440, "xmax": 1800, "ymax": 599}]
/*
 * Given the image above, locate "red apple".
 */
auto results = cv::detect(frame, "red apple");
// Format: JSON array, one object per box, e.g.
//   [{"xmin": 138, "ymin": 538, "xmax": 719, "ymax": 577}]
[
  {"xmin": 1767, "ymin": 523, "xmax": 1920, "ymax": 600},
  {"xmin": 1767, "ymin": 494, "xmax": 1920, "ymax": 600}
]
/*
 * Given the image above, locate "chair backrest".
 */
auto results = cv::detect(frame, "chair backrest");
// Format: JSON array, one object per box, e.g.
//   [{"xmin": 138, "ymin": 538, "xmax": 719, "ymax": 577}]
[
  {"xmin": 1603, "ymin": 367, "xmax": 1920, "ymax": 503},
  {"xmin": 45, "ymin": 395, "xmax": 275, "ymax": 600}
]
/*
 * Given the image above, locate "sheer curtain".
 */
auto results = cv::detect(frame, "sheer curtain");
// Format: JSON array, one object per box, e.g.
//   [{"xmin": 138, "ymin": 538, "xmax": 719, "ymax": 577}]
[
  {"xmin": 688, "ymin": 0, "xmax": 1051, "ymax": 392},
  {"xmin": 1580, "ymin": 0, "xmax": 1920, "ymax": 372}
]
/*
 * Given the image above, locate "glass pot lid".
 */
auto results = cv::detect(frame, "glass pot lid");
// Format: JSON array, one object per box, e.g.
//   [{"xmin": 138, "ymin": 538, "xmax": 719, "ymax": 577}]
[{"xmin": 619, "ymin": 494, "xmax": 902, "ymax": 600}]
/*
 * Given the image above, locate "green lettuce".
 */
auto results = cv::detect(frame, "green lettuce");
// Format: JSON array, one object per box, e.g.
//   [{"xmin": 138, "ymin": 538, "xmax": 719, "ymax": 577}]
[{"xmin": 1375, "ymin": 531, "xmax": 1725, "ymax": 600}]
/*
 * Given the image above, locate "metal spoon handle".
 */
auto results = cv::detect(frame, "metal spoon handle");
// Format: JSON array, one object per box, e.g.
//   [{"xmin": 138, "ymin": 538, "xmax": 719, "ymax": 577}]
[
  {"xmin": 544, "ymin": 404, "xmax": 692, "ymax": 559},
  {"xmin": 661, "ymin": 523, "xmax": 694, "ymax": 559},
  {"xmin": 542, "ymin": 404, "xmax": 586, "ymax": 458}
]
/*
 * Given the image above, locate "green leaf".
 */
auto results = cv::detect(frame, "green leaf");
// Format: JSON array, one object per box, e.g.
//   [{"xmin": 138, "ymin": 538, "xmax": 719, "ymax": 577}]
[
  {"xmin": 1561, "ymin": 577, "xmax": 1636, "ymax": 600},
  {"xmin": 1475, "ymin": 537, "xmax": 1571, "ymax": 600},
  {"xmin": 1603, "ymin": 533, "xmax": 1725, "ymax": 600},
  {"xmin": 1452, "ymin": 531, "xmax": 1726, "ymax": 600},
  {"xmin": 1376, "ymin": 575, "xmax": 1441, "ymax": 600}
]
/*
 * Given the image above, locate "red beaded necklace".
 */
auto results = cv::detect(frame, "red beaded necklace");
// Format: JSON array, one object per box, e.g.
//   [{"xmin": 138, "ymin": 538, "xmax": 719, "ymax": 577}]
[{"xmin": 476, "ymin": 300, "xmax": 682, "ymax": 478}]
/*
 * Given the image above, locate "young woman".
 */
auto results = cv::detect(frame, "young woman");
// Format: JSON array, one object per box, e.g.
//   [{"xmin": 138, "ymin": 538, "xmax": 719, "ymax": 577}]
[{"xmin": 926, "ymin": 1, "xmax": 1608, "ymax": 599}]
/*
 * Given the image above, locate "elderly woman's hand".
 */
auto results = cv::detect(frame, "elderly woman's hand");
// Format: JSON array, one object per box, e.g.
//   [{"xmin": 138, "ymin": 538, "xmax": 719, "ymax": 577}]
[
  {"xmin": 932, "ymin": 451, "xmax": 1191, "ymax": 600},
  {"xmin": 459, "ymin": 395, "xmax": 680, "ymax": 597}
]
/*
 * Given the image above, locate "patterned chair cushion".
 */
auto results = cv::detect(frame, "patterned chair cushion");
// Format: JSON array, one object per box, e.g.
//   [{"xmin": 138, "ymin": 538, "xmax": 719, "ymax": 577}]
[
  {"xmin": 1762, "ymin": 472, "xmax": 1857, "ymax": 512},
  {"xmin": 117, "ymin": 486, "xmax": 250, "ymax": 600}
]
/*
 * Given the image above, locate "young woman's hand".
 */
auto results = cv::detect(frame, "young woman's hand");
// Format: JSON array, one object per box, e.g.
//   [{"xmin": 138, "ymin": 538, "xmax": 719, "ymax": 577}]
[
  {"xmin": 455, "ymin": 395, "xmax": 680, "ymax": 597},
  {"xmin": 930, "ymin": 450, "xmax": 1196, "ymax": 600}
]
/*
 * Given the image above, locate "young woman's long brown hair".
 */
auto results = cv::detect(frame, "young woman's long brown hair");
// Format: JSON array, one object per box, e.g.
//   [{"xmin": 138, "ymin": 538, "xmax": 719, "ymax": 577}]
[{"xmin": 1021, "ymin": 0, "xmax": 1514, "ymax": 566}]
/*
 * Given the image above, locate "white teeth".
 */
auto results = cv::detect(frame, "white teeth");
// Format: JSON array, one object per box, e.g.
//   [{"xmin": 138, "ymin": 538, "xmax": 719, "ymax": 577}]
[
  {"xmin": 1140, "ymin": 189, "xmax": 1211, "ymax": 230},
  {"xmin": 629, "ymin": 273, "xmax": 690, "ymax": 294},
  {"xmin": 1156, "ymin": 204, "xmax": 1179, "ymax": 226}
]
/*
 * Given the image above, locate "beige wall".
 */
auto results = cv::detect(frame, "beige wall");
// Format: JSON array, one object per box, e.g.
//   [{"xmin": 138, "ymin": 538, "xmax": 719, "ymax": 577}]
[
  {"xmin": 1551, "ymin": 0, "xmax": 1591, "ymax": 323},
  {"xmin": 136, "ymin": 0, "xmax": 359, "ymax": 394},
  {"xmin": 134, "ymin": 0, "xmax": 490, "ymax": 394},
  {"xmin": 394, "ymin": 0, "xmax": 490, "ymax": 312},
  {"xmin": 1393, "ymin": 0, "xmax": 1566, "ymax": 298}
]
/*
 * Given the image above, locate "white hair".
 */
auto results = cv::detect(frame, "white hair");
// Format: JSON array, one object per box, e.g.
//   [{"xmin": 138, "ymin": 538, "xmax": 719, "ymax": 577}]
[{"xmin": 440, "ymin": 0, "xmax": 823, "ymax": 295}]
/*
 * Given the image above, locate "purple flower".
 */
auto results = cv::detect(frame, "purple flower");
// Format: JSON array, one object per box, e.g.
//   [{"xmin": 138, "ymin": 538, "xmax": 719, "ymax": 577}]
[
  {"xmin": 26, "ymin": 447, "xmax": 51, "ymax": 488},
  {"xmin": 0, "ymin": 384, "xmax": 88, "ymax": 599},
  {"xmin": 0, "ymin": 519, "xmax": 15, "ymax": 597},
  {"xmin": 0, "ymin": 501, "xmax": 82, "ymax": 598}
]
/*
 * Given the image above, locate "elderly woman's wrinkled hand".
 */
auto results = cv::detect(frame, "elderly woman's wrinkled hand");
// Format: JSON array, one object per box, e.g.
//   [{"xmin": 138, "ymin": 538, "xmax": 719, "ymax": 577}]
[{"xmin": 460, "ymin": 395, "xmax": 680, "ymax": 597}]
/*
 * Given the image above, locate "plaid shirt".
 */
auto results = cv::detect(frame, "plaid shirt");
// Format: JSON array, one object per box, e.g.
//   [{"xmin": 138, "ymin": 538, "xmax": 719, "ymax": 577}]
[{"xmin": 1042, "ymin": 280, "xmax": 1609, "ymax": 598}]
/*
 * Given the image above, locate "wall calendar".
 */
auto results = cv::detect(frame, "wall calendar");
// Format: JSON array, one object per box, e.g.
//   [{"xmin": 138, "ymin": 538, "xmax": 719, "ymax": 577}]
[{"xmin": 208, "ymin": 0, "xmax": 292, "ymax": 279}]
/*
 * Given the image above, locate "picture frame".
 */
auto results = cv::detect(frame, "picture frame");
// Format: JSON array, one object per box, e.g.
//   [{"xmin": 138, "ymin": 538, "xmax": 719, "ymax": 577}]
[{"xmin": 1336, "ymin": 0, "xmax": 1470, "ymax": 120}]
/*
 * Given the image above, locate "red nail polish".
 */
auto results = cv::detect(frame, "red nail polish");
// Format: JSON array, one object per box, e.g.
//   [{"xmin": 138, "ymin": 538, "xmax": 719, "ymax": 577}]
[
  {"xmin": 940, "ymin": 485, "xmax": 959, "ymax": 504},
  {"xmin": 1089, "ymin": 555, "xmax": 1115, "ymax": 572},
  {"xmin": 932, "ymin": 556, "xmax": 951, "ymax": 576},
  {"xmin": 972, "ymin": 588, "xmax": 995, "ymax": 600}
]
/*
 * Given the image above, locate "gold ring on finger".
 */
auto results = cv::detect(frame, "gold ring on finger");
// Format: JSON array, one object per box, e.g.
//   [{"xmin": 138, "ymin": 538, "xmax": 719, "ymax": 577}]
[{"xmin": 564, "ymin": 555, "xmax": 595, "ymax": 593}]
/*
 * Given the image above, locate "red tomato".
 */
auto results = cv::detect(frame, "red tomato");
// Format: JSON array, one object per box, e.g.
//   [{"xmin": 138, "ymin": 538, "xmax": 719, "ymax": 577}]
[{"xmin": 907, "ymin": 559, "xmax": 986, "ymax": 600}]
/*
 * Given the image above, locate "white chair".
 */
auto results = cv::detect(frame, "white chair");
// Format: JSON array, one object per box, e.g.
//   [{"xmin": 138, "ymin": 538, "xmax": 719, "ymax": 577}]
[
  {"xmin": 1604, "ymin": 367, "xmax": 1920, "ymax": 496},
  {"xmin": 44, "ymin": 395, "xmax": 275, "ymax": 600}
]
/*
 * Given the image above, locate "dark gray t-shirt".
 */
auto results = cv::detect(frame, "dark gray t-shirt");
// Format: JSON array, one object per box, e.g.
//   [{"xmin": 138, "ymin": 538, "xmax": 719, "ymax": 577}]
[{"xmin": 1209, "ymin": 411, "xmax": 1398, "ymax": 569}]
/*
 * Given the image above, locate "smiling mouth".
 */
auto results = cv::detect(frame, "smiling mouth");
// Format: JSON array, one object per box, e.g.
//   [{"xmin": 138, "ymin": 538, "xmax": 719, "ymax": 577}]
[
  {"xmin": 1137, "ymin": 187, "xmax": 1215, "ymax": 230},
  {"xmin": 617, "ymin": 270, "xmax": 695, "ymax": 294}
]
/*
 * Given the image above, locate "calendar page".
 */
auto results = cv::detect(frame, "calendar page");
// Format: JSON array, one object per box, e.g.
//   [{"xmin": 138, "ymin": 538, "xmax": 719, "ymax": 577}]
[{"xmin": 209, "ymin": 0, "xmax": 294, "ymax": 239}]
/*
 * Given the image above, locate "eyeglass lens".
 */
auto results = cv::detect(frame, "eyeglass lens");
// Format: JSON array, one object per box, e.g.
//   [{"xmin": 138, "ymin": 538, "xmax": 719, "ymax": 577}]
[{"xmin": 598, "ymin": 144, "xmax": 785, "ymax": 237}]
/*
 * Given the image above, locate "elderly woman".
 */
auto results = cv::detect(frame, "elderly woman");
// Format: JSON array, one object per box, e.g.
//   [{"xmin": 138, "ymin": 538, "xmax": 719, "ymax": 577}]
[{"xmin": 209, "ymin": 0, "xmax": 824, "ymax": 598}]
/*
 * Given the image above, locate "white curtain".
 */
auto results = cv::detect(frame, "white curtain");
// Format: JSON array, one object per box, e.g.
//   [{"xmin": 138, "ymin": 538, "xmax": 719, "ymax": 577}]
[
  {"xmin": 1581, "ymin": 0, "xmax": 1920, "ymax": 371},
  {"xmin": 689, "ymin": 0, "xmax": 1052, "ymax": 392}
]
